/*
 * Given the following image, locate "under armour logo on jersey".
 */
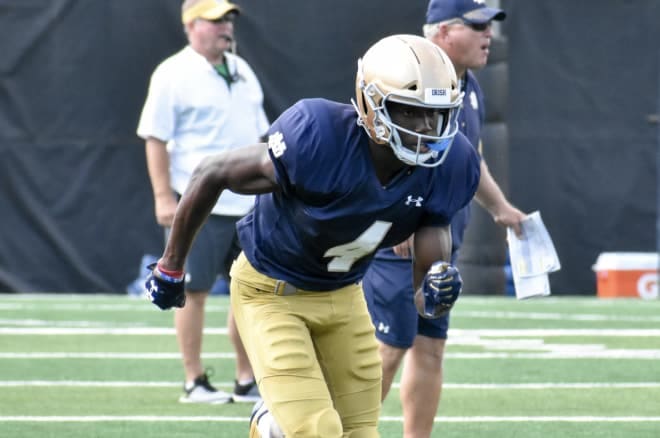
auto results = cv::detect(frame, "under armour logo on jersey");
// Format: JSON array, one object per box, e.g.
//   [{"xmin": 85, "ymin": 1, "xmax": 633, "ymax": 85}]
[
  {"xmin": 377, "ymin": 322, "xmax": 390, "ymax": 334},
  {"xmin": 268, "ymin": 131, "xmax": 287, "ymax": 158},
  {"xmin": 405, "ymin": 195, "xmax": 424, "ymax": 207}
]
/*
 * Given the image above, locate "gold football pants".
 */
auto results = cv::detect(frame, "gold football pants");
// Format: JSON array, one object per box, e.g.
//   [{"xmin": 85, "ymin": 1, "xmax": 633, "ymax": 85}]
[{"xmin": 230, "ymin": 252, "xmax": 382, "ymax": 437}]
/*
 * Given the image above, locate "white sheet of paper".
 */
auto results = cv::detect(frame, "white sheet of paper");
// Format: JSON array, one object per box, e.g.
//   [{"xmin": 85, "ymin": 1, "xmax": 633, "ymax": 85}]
[
  {"xmin": 512, "ymin": 272, "xmax": 552, "ymax": 300},
  {"xmin": 507, "ymin": 211, "xmax": 560, "ymax": 300}
]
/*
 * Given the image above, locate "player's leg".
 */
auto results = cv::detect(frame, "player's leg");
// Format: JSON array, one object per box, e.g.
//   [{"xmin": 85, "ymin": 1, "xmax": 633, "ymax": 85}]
[
  {"xmin": 230, "ymin": 253, "xmax": 343, "ymax": 437},
  {"xmin": 378, "ymin": 342, "xmax": 406, "ymax": 400},
  {"xmin": 314, "ymin": 283, "xmax": 382, "ymax": 437},
  {"xmin": 175, "ymin": 292, "xmax": 230, "ymax": 403},
  {"xmin": 399, "ymin": 313, "xmax": 449, "ymax": 438},
  {"xmin": 362, "ymin": 256, "xmax": 418, "ymax": 401},
  {"xmin": 174, "ymin": 289, "xmax": 208, "ymax": 379},
  {"xmin": 400, "ymin": 335, "xmax": 446, "ymax": 438}
]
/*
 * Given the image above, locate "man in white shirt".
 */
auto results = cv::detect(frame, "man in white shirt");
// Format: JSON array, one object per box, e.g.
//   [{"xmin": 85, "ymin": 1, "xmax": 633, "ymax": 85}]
[{"xmin": 137, "ymin": 0, "xmax": 269, "ymax": 404}]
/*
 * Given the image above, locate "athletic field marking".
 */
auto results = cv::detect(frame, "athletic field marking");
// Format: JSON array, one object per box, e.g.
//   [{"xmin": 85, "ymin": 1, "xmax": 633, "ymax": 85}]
[
  {"xmin": 1, "ymin": 416, "xmax": 659, "ymax": 423},
  {"xmin": 0, "ymin": 303, "xmax": 228, "ymax": 312},
  {"xmin": 0, "ymin": 319, "xmax": 131, "ymax": 327},
  {"xmin": 2, "ymin": 350, "xmax": 660, "ymax": 359},
  {"xmin": 450, "ymin": 329, "xmax": 660, "ymax": 337},
  {"xmin": 1, "ymin": 327, "xmax": 659, "ymax": 336},
  {"xmin": 0, "ymin": 327, "xmax": 226, "ymax": 335},
  {"xmin": 0, "ymin": 352, "xmax": 234, "ymax": 359},
  {"xmin": 2, "ymin": 302, "xmax": 659, "ymax": 320},
  {"xmin": 459, "ymin": 310, "xmax": 660, "ymax": 323},
  {"xmin": 1, "ymin": 381, "xmax": 659, "ymax": 390}
]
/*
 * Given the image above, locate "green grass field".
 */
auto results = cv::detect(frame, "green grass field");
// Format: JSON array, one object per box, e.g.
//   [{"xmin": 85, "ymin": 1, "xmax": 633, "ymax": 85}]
[{"xmin": 1, "ymin": 294, "xmax": 659, "ymax": 437}]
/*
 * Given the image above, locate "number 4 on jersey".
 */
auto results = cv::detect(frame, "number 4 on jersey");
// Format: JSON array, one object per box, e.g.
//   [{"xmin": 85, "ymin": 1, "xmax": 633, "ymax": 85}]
[{"xmin": 323, "ymin": 221, "xmax": 392, "ymax": 272}]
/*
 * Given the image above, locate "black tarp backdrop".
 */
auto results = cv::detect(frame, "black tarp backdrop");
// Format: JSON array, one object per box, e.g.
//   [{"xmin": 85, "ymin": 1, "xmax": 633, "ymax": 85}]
[
  {"xmin": 0, "ymin": 0, "xmax": 657, "ymax": 293},
  {"xmin": 0, "ymin": 0, "xmax": 426, "ymax": 292},
  {"xmin": 504, "ymin": 0, "xmax": 659, "ymax": 293},
  {"xmin": 232, "ymin": 1, "xmax": 427, "ymax": 120},
  {"xmin": 0, "ymin": 0, "xmax": 186, "ymax": 291}
]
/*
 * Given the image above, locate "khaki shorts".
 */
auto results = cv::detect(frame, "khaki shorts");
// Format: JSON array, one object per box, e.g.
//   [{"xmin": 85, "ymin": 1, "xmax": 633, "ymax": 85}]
[{"xmin": 230, "ymin": 252, "xmax": 382, "ymax": 437}]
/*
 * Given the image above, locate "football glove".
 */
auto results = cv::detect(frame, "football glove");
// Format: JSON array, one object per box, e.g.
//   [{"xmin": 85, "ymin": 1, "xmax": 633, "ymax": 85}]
[
  {"xmin": 144, "ymin": 262, "xmax": 186, "ymax": 310},
  {"xmin": 416, "ymin": 261, "xmax": 462, "ymax": 319}
]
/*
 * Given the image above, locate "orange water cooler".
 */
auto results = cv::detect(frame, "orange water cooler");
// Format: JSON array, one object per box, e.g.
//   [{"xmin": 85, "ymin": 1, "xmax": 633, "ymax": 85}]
[{"xmin": 593, "ymin": 252, "xmax": 659, "ymax": 299}]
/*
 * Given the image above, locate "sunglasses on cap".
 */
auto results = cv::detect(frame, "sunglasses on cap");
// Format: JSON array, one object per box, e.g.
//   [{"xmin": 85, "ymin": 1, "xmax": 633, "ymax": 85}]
[
  {"xmin": 446, "ymin": 18, "xmax": 491, "ymax": 32},
  {"xmin": 203, "ymin": 12, "xmax": 236, "ymax": 24}
]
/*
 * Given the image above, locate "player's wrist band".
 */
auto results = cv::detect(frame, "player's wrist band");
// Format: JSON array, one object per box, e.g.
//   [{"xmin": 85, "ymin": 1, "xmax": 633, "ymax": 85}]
[{"xmin": 156, "ymin": 262, "xmax": 185, "ymax": 282}]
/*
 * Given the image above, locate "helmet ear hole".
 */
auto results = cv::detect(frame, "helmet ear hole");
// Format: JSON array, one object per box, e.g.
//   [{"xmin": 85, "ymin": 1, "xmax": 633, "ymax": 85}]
[
  {"xmin": 438, "ymin": 109, "xmax": 450, "ymax": 133},
  {"xmin": 359, "ymin": 94, "xmax": 368, "ymax": 114}
]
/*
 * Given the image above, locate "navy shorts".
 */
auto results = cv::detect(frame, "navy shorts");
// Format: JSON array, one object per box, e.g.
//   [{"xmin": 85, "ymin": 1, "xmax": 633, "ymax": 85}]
[
  {"xmin": 362, "ymin": 256, "xmax": 450, "ymax": 348},
  {"xmin": 165, "ymin": 214, "xmax": 242, "ymax": 292}
]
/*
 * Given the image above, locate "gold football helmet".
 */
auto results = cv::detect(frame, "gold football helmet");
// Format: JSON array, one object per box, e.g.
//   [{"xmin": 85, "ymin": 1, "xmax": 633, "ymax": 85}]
[{"xmin": 353, "ymin": 34, "xmax": 463, "ymax": 167}]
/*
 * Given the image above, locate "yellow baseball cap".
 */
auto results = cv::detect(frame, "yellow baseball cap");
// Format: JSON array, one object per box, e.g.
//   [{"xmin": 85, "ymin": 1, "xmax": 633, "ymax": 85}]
[{"xmin": 182, "ymin": 0, "xmax": 240, "ymax": 24}]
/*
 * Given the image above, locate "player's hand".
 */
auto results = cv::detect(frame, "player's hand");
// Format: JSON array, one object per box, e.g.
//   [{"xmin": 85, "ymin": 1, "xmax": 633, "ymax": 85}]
[
  {"xmin": 415, "ymin": 261, "xmax": 462, "ymax": 319},
  {"xmin": 392, "ymin": 235, "xmax": 413, "ymax": 258},
  {"xmin": 144, "ymin": 262, "xmax": 186, "ymax": 310},
  {"xmin": 493, "ymin": 204, "xmax": 526, "ymax": 238}
]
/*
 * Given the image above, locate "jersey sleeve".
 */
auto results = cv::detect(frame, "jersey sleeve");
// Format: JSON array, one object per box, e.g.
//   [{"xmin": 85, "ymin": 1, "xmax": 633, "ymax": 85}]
[{"xmin": 266, "ymin": 101, "xmax": 321, "ymax": 196}]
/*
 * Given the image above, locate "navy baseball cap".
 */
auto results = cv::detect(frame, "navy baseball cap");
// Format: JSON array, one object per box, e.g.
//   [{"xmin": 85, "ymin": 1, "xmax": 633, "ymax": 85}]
[{"xmin": 426, "ymin": 0, "xmax": 506, "ymax": 24}]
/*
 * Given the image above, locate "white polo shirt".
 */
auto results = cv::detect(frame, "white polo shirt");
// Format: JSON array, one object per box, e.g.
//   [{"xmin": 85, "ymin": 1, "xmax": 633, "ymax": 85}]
[{"xmin": 137, "ymin": 46, "xmax": 269, "ymax": 216}]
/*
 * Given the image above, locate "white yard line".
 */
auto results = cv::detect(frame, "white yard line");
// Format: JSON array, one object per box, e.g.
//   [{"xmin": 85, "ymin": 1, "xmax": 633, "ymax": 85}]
[
  {"xmin": 1, "ymin": 415, "xmax": 659, "ymax": 423},
  {"xmin": 1, "ymin": 327, "xmax": 660, "ymax": 336},
  {"xmin": 397, "ymin": 382, "xmax": 660, "ymax": 389},
  {"xmin": 445, "ymin": 350, "xmax": 660, "ymax": 359},
  {"xmin": 1, "ymin": 381, "xmax": 658, "ymax": 390},
  {"xmin": 1, "ymin": 350, "xmax": 660, "ymax": 359},
  {"xmin": 0, "ymin": 327, "xmax": 227, "ymax": 335},
  {"xmin": 0, "ymin": 352, "xmax": 234, "ymax": 359},
  {"xmin": 458, "ymin": 310, "xmax": 660, "ymax": 323},
  {"xmin": 450, "ymin": 329, "xmax": 660, "ymax": 337},
  {"xmin": 2, "ymin": 327, "xmax": 659, "ymax": 359},
  {"xmin": 0, "ymin": 303, "xmax": 229, "ymax": 312}
]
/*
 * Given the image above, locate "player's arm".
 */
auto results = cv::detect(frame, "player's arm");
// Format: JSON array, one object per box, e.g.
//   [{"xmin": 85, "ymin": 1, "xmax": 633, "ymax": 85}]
[
  {"xmin": 160, "ymin": 142, "xmax": 277, "ymax": 272},
  {"xmin": 412, "ymin": 225, "xmax": 462, "ymax": 319},
  {"xmin": 474, "ymin": 159, "xmax": 526, "ymax": 237},
  {"xmin": 145, "ymin": 136, "xmax": 177, "ymax": 227},
  {"xmin": 145, "ymin": 142, "xmax": 277, "ymax": 310},
  {"xmin": 411, "ymin": 225, "xmax": 452, "ymax": 289}
]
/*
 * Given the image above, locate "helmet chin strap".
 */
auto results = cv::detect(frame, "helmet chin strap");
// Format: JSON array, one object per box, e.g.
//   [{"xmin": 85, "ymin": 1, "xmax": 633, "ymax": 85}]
[
  {"xmin": 384, "ymin": 108, "xmax": 461, "ymax": 167},
  {"xmin": 388, "ymin": 128, "xmax": 437, "ymax": 166}
]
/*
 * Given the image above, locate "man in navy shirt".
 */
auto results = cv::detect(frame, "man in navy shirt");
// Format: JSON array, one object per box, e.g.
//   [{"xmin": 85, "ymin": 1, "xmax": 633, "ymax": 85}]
[
  {"xmin": 362, "ymin": 1, "xmax": 527, "ymax": 437},
  {"xmin": 145, "ymin": 34, "xmax": 480, "ymax": 437}
]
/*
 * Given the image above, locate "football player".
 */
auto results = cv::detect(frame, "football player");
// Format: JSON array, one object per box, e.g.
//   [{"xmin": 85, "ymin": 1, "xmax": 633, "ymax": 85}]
[
  {"xmin": 362, "ymin": 1, "xmax": 527, "ymax": 437},
  {"xmin": 145, "ymin": 34, "xmax": 480, "ymax": 437}
]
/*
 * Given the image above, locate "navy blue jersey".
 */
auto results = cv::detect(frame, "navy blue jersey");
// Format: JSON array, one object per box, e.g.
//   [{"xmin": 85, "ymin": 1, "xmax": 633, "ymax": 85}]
[
  {"xmin": 449, "ymin": 70, "xmax": 485, "ymax": 252},
  {"xmin": 375, "ymin": 71, "xmax": 485, "ymax": 262},
  {"xmin": 457, "ymin": 71, "xmax": 485, "ymax": 150},
  {"xmin": 237, "ymin": 98, "xmax": 480, "ymax": 290}
]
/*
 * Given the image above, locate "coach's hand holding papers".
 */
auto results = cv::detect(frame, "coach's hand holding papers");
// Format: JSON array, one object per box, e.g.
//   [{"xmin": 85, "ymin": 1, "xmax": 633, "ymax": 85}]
[{"xmin": 506, "ymin": 211, "xmax": 561, "ymax": 299}]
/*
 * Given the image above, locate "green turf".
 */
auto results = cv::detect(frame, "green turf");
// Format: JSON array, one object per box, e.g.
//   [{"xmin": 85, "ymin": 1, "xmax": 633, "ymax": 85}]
[{"xmin": 1, "ymin": 294, "xmax": 659, "ymax": 437}]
